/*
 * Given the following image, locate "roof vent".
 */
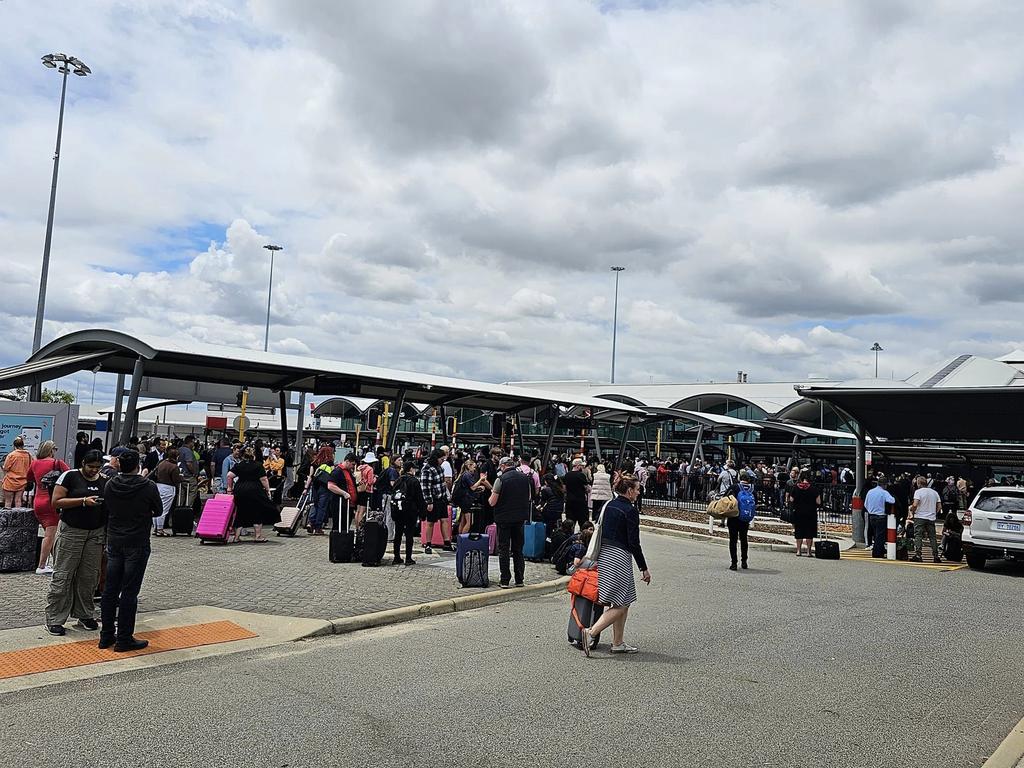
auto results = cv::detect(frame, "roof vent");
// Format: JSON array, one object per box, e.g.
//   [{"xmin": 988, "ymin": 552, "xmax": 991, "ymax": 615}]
[{"xmin": 918, "ymin": 354, "xmax": 972, "ymax": 388}]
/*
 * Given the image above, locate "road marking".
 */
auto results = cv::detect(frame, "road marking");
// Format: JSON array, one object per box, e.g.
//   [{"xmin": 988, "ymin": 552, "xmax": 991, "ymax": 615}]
[
  {"xmin": 0, "ymin": 620, "xmax": 257, "ymax": 680},
  {"xmin": 841, "ymin": 548, "xmax": 966, "ymax": 571}
]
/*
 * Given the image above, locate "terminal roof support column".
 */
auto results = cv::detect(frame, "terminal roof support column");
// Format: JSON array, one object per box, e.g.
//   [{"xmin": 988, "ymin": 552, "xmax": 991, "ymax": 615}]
[
  {"xmin": 516, "ymin": 414, "xmax": 526, "ymax": 457},
  {"xmin": 295, "ymin": 392, "xmax": 306, "ymax": 453},
  {"xmin": 119, "ymin": 358, "xmax": 145, "ymax": 446},
  {"xmin": 439, "ymin": 404, "xmax": 448, "ymax": 445},
  {"xmin": 278, "ymin": 390, "xmax": 289, "ymax": 454},
  {"xmin": 387, "ymin": 389, "xmax": 407, "ymax": 451},
  {"xmin": 689, "ymin": 424, "xmax": 704, "ymax": 466},
  {"xmin": 853, "ymin": 429, "xmax": 867, "ymax": 547},
  {"xmin": 642, "ymin": 427, "xmax": 652, "ymax": 459},
  {"xmin": 542, "ymin": 408, "xmax": 560, "ymax": 466},
  {"xmin": 593, "ymin": 430, "xmax": 602, "ymax": 461},
  {"xmin": 615, "ymin": 415, "xmax": 633, "ymax": 473},
  {"xmin": 109, "ymin": 372, "xmax": 125, "ymax": 450},
  {"xmin": 785, "ymin": 434, "xmax": 801, "ymax": 471}
]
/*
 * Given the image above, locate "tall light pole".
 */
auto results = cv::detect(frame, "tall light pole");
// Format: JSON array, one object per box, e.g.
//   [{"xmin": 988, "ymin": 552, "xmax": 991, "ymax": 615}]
[
  {"xmin": 31, "ymin": 54, "xmax": 90, "ymax": 401},
  {"xmin": 871, "ymin": 342, "xmax": 883, "ymax": 378},
  {"xmin": 262, "ymin": 244, "xmax": 283, "ymax": 352},
  {"xmin": 610, "ymin": 266, "xmax": 626, "ymax": 383}
]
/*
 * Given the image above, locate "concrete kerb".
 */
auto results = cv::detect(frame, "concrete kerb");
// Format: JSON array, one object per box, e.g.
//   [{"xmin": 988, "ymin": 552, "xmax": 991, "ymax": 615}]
[
  {"xmin": 324, "ymin": 576, "xmax": 571, "ymax": 636},
  {"xmin": 983, "ymin": 715, "xmax": 1024, "ymax": 768},
  {"xmin": 641, "ymin": 523, "xmax": 798, "ymax": 552}
]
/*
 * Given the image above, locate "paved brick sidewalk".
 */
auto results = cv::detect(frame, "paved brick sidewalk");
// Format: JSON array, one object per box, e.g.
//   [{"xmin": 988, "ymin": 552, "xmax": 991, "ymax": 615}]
[{"xmin": 1, "ymin": 534, "xmax": 560, "ymax": 630}]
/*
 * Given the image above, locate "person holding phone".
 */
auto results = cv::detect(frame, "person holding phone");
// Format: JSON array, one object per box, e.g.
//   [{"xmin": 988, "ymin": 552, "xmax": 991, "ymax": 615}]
[
  {"xmin": 453, "ymin": 458, "xmax": 490, "ymax": 535},
  {"xmin": 44, "ymin": 449, "xmax": 108, "ymax": 636}
]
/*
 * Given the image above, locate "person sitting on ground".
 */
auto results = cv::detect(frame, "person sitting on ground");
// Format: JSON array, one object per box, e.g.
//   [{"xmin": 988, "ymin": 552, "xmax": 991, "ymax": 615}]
[
  {"xmin": 226, "ymin": 447, "xmax": 279, "ymax": 543},
  {"xmin": 99, "ymin": 449, "xmax": 162, "ymax": 652},
  {"xmin": 548, "ymin": 518, "xmax": 576, "ymax": 558},
  {"xmin": 2, "ymin": 436, "xmax": 33, "ymax": 508},
  {"xmin": 29, "ymin": 440, "xmax": 70, "ymax": 574}
]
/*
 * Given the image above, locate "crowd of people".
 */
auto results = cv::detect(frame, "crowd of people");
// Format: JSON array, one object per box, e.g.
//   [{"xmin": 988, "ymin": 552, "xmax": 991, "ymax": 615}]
[{"xmin": 7, "ymin": 426, "xmax": 1003, "ymax": 656}]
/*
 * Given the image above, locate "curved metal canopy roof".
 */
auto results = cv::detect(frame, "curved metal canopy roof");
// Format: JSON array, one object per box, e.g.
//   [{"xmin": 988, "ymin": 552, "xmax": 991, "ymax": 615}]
[{"xmin": 4, "ymin": 329, "xmax": 645, "ymax": 416}]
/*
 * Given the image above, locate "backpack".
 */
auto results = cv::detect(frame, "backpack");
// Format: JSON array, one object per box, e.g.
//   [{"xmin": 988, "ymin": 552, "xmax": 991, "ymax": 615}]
[
  {"xmin": 551, "ymin": 535, "xmax": 580, "ymax": 575},
  {"xmin": 461, "ymin": 549, "xmax": 489, "ymax": 588},
  {"xmin": 357, "ymin": 464, "xmax": 373, "ymax": 493},
  {"xmin": 737, "ymin": 487, "xmax": 756, "ymax": 523}
]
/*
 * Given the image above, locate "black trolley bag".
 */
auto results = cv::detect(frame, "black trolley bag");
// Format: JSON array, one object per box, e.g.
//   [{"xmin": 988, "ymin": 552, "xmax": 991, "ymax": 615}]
[
  {"xmin": 814, "ymin": 509, "xmax": 840, "ymax": 560},
  {"xmin": 329, "ymin": 499, "xmax": 354, "ymax": 563},
  {"xmin": 361, "ymin": 506, "xmax": 388, "ymax": 567},
  {"xmin": 168, "ymin": 483, "xmax": 195, "ymax": 536},
  {"xmin": 567, "ymin": 592, "xmax": 603, "ymax": 650}
]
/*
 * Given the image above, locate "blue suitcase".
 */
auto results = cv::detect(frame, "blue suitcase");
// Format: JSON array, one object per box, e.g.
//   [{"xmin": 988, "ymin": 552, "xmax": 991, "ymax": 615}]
[
  {"xmin": 523, "ymin": 521, "xmax": 546, "ymax": 561},
  {"xmin": 456, "ymin": 532, "xmax": 490, "ymax": 586}
]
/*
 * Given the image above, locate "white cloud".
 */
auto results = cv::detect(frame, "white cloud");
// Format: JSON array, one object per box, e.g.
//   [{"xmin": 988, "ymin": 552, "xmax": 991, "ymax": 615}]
[{"xmin": 0, "ymin": 0, "xmax": 1021, "ymax": 392}]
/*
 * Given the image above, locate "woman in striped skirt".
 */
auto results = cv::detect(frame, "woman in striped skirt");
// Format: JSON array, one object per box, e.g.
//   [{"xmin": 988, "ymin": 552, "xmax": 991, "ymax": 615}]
[{"xmin": 581, "ymin": 474, "xmax": 651, "ymax": 656}]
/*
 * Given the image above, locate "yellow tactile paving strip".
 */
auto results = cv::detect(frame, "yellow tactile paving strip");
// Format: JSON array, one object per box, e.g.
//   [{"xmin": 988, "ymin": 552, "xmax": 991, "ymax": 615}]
[
  {"xmin": 841, "ymin": 547, "xmax": 967, "ymax": 571},
  {"xmin": 0, "ymin": 620, "xmax": 258, "ymax": 680}
]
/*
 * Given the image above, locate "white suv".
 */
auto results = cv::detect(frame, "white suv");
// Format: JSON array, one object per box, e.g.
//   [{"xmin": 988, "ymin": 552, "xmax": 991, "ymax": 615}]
[{"xmin": 962, "ymin": 486, "xmax": 1024, "ymax": 570}]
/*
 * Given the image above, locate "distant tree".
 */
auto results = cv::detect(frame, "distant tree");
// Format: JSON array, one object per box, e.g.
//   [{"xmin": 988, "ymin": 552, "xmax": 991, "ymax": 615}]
[{"xmin": 42, "ymin": 389, "xmax": 76, "ymax": 404}]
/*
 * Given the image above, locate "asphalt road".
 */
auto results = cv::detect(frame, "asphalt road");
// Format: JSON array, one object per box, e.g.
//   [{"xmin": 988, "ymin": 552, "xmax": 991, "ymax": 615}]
[{"xmin": 3, "ymin": 533, "xmax": 1023, "ymax": 768}]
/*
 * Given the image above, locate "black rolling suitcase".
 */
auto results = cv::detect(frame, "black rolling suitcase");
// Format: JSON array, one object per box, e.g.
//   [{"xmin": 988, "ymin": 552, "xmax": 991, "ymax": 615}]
[
  {"xmin": 167, "ymin": 484, "xmax": 194, "ymax": 536},
  {"xmin": 567, "ymin": 594, "xmax": 602, "ymax": 650},
  {"xmin": 361, "ymin": 520, "xmax": 387, "ymax": 567},
  {"xmin": 329, "ymin": 501, "xmax": 354, "ymax": 564},
  {"xmin": 814, "ymin": 512, "xmax": 840, "ymax": 560}
]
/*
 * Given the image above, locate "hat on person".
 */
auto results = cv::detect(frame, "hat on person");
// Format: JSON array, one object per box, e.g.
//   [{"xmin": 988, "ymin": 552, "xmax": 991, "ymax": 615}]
[
  {"xmin": 572, "ymin": 458, "xmax": 584, "ymax": 467},
  {"xmin": 498, "ymin": 456, "xmax": 515, "ymax": 468},
  {"xmin": 362, "ymin": 452, "xmax": 378, "ymax": 463}
]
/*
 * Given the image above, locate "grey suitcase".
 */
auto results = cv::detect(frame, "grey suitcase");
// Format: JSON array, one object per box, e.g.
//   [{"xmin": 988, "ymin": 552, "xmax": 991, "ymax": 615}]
[{"xmin": 567, "ymin": 593, "xmax": 603, "ymax": 650}]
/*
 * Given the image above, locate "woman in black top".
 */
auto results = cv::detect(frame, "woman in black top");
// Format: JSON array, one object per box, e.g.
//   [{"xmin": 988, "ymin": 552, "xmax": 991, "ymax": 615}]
[
  {"xmin": 788, "ymin": 471, "xmax": 821, "ymax": 557},
  {"xmin": 391, "ymin": 462, "xmax": 426, "ymax": 565},
  {"xmin": 581, "ymin": 474, "xmax": 652, "ymax": 657},
  {"xmin": 226, "ymin": 447, "xmax": 279, "ymax": 542}
]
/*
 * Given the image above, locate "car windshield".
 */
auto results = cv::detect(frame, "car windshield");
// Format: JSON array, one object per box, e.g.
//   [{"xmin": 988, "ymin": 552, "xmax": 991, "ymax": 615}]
[{"xmin": 974, "ymin": 493, "xmax": 1024, "ymax": 514}]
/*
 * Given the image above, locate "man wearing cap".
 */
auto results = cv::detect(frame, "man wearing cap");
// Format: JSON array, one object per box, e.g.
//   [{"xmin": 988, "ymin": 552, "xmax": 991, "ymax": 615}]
[
  {"xmin": 562, "ymin": 458, "xmax": 592, "ymax": 531},
  {"xmin": 488, "ymin": 457, "xmax": 532, "ymax": 588},
  {"xmin": 864, "ymin": 474, "xmax": 895, "ymax": 558}
]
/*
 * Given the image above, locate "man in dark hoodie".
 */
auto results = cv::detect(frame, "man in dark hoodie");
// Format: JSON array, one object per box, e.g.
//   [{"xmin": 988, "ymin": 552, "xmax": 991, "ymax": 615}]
[{"xmin": 99, "ymin": 449, "xmax": 163, "ymax": 652}]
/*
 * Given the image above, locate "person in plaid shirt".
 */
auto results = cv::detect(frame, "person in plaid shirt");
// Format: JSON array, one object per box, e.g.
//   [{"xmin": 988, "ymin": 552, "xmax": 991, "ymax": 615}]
[{"xmin": 419, "ymin": 449, "xmax": 452, "ymax": 553}]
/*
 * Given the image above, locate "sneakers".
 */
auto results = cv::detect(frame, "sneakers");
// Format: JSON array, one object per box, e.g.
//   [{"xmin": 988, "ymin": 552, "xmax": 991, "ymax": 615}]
[
  {"xmin": 423, "ymin": 545, "xmax": 433, "ymax": 555},
  {"xmin": 610, "ymin": 643, "xmax": 639, "ymax": 654},
  {"xmin": 499, "ymin": 582, "xmax": 512, "ymax": 589},
  {"xmin": 44, "ymin": 624, "xmax": 65, "ymax": 636},
  {"xmin": 35, "ymin": 565, "xmax": 54, "ymax": 575},
  {"xmin": 580, "ymin": 628, "xmax": 592, "ymax": 657},
  {"xmin": 513, "ymin": 582, "xmax": 525, "ymax": 588},
  {"xmin": 113, "ymin": 638, "xmax": 149, "ymax": 653},
  {"xmin": 76, "ymin": 618, "xmax": 99, "ymax": 631},
  {"xmin": 729, "ymin": 563, "xmax": 738, "ymax": 571}
]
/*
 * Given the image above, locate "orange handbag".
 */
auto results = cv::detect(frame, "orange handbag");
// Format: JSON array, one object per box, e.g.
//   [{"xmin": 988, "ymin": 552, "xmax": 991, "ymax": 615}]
[{"xmin": 567, "ymin": 566, "xmax": 599, "ymax": 602}]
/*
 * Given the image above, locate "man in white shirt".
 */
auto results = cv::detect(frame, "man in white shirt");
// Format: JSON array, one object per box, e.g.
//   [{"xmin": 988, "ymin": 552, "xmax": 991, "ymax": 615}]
[
  {"xmin": 909, "ymin": 475, "xmax": 942, "ymax": 563},
  {"xmin": 439, "ymin": 446, "xmax": 454, "ymax": 492}
]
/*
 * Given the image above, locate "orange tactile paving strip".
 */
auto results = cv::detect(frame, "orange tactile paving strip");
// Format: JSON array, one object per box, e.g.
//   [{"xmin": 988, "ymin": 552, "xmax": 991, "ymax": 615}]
[{"xmin": 0, "ymin": 620, "xmax": 258, "ymax": 680}]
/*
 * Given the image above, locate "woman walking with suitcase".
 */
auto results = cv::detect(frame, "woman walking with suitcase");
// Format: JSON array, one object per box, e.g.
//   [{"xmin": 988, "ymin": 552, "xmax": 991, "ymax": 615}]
[{"xmin": 581, "ymin": 474, "xmax": 651, "ymax": 656}]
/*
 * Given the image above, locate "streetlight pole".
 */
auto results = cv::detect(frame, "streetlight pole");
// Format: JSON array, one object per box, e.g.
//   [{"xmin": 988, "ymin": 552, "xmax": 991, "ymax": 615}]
[
  {"xmin": 871, "ymin": 342, "xmax": 883, "ymax": 378},
  {"xmin": 262, "ymin": 244, "xmax": 283, "ymax": 352},
  {"xmin": 610, "ymin": 266, "xmax": 626, "ymax": 383},
  {"xmin": 32, "ymin": 54, "xmax": 90, "ymax": 359}
]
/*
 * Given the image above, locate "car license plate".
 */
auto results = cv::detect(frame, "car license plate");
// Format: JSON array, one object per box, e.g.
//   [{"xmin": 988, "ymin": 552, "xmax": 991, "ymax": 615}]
[{"xmin": 995, "ymin": 521, "xmax": 1022, "ymax": 532}]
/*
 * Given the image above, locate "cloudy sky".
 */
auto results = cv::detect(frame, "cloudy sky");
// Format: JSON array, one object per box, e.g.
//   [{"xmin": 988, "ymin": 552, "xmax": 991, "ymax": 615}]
[{"xmin": 2, "ymin": 0, "xmax": 1023, "ymax": 404}]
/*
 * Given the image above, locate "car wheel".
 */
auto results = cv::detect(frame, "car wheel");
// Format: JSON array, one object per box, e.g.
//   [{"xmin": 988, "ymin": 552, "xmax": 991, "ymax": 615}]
[{"xmin": 967, "ymin": 552, "xmax": 986, "ymax": 570}]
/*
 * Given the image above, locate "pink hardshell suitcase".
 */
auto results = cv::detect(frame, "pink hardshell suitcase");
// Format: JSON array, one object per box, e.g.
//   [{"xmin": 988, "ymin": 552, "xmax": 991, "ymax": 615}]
[
  {"xmin": 485, "ymin": 523, "xmax": 497, "ymax": 555},
  {"xmin": 197, "ymin": 495, "xmax": 235, "ymax": 544},
  {"xmin": 420, "ymin": 520, "xmax": 445, "ymax": 547}
]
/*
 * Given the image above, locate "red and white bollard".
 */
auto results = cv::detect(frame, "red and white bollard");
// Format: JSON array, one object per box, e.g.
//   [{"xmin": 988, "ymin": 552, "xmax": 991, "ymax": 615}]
[{"xmin": 886, "ymin": 513, "xmax": 897, "ymax": 560}]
